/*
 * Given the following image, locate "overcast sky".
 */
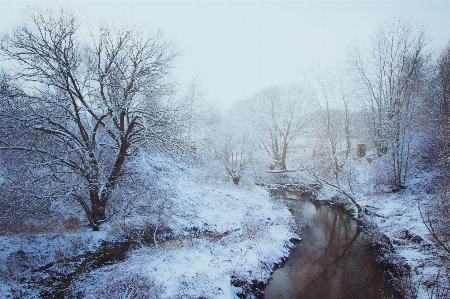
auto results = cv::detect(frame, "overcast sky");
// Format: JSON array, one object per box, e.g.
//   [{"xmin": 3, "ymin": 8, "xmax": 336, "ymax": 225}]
[{"xmin": 1, "ymin": 1, "xmax": 449, "ymax": 109}]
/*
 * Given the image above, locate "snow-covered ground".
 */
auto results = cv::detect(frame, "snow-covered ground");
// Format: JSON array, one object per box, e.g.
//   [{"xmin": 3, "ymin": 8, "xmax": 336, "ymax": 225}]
[
  {"xmin": 2, "ymin": 145, "xmax": 447, "ymax": 298},
  {"xmin": 73, "ymin": 178, "xmax": 297, "ymax": 298},
  {"xmin": 0, "ymin": 153, "xmax": 297, "ymax": 298},
  {"xmin": 0, "ymin": 230, "xmax": 110, "ymax": 297},
  {"xmin": 356, "ymin": 187, "xmax": 447, "ymax": 297},
  {"xmin": 311, "ymin": 148, "xmax": 450, "ymax": 298}
]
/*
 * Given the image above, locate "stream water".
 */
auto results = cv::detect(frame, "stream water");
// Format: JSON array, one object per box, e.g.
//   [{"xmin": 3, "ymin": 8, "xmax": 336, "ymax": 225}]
[{"xmin": 263, "ymin": 190, "xmax": 399, "ymax": 299}]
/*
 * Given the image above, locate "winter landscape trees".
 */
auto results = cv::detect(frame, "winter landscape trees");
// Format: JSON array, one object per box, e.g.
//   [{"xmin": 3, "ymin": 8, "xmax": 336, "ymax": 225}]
[
  {"xmin": 0, "ymin": 7, "xmax": 449, "ymax": 298},
  {"xmin": 350, "ymin": 20, "xmax": 428, "ymax": 189},
  {"xmin": 239, "ymin": 85, "xmax": 310, "ymax": 171},
  {"xmin": 0, "ymin": 10, "xmax": 180, "ymax": 230},
  {"xmin": 0, "ymin": 11, "xmax": 436, "ymax": 231}
]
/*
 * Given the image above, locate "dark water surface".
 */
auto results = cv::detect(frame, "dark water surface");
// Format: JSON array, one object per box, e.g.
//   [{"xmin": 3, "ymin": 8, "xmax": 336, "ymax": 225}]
[{"xmin": 264, "ymin": 192, "xmax": 397, "ymax": 299}]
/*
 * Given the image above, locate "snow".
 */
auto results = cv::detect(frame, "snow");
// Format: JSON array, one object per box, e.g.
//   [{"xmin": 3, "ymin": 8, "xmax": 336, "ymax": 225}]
[
  {"xmin": 308, "ymin": 146, "xmax": 449, "ymax": 298},
  {"xmin": 74, "ymin": 235, "xmax": 291, "ymax": 298},
  {"xmin": 357, "ymin": 192, "xmax": 444, "ymax": 298},
  {"xmin": 1, "ymin": 144, "xmax": 447, "ymax": 298},
  {"xmin": 71, "ymin": 156, "xmax": 297, "ymax": 298},
  {"xmin": 0, "ymin": 230, "xmax": 111, "ymax": 297},
  {"xmin": 0, "ymin": 152, "xmax": 297, "ymax": 298}
]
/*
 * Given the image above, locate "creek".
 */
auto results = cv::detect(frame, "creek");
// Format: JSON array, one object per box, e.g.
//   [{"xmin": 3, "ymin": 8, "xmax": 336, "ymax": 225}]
[{"xmin": 263, "ymin": 190, "xmax": 399, "ymax": 299}]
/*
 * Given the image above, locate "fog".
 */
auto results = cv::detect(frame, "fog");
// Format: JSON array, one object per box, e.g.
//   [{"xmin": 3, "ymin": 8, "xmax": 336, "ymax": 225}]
[
  {"xmin": 1, "ymin": 2, "xmax": 450, "ymax": 297},
  {"xmin": 1, "ymin": 1, "xmax": 449, "ymax": 109}
]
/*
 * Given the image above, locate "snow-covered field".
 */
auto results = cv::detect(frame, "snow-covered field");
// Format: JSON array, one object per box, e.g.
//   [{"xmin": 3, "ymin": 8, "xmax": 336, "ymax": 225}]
[{"xmin": 0, "ymin": 154, "xmax": 297, "ymax": 298}]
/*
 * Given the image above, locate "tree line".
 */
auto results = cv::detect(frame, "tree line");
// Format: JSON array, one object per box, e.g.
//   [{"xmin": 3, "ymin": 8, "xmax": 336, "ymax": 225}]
[{"xmin": 0, "ymin": 11, "xmax": 449, "ymax": 239}]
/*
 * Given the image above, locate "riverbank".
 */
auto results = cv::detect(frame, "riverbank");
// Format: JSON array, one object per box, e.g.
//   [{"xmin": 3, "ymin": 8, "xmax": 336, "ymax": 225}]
[
  {"xmin": 257, "ymin": 171, "xmax": 448, "ymax": 299},
  {"xmin": 0, "ymin": 155, "xmax": 298, "ymax": 298},
  {"xmin": 70, "ymin": 184, "xmax": 297, "ymax": 298},
  {"xmin": 310, "ymin": 177, "xmax": 449, "ymax": 298}
]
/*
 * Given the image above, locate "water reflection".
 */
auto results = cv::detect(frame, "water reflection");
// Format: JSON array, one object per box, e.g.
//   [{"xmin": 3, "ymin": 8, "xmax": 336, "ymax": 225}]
[{"xmin": 264, "ymin": 195, "xmax": 395, "ymax": 299}]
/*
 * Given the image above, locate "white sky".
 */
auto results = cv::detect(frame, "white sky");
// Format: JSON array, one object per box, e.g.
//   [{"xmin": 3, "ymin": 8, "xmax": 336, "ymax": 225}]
[{"xmin": 1, "ymin": 1, "xmax": 449, "ymax": 109}]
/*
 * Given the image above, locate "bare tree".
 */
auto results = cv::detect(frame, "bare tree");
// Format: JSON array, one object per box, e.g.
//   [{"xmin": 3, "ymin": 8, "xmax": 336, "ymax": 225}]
[
  {"xmin": 242, "ymin": 85, "xmax": 310, "ymax": 171},
  {"xmin": 204, "ymin": 108, "xmax": 257, "ymax": 185},
  {"xmin": 350, "ymin": 20, "xmax": 428, "ymax": 189},
  {"xmin": 438, "ymin": 44, "xmax": 450, "ymax": 113},
  {"xmin": 301, "ymin": 73, "xmax": 362, "ymax": 217},
  {"xmin": 0, "ymin": 10, "xmax": 180, "ymax": 230}
]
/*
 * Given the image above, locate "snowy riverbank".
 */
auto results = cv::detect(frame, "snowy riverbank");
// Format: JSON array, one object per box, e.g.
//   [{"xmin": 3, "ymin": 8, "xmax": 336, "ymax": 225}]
[
  {"xmin": 0, "ymin": 155, "xmax": 297, "ymax": 298},
  {"xmin": 312, "ymin": 161, "xmax": 449, "ymax": 298},
  {"xmin": 72, "ymin": 184, "xmax": 297, "ymax": 298}
]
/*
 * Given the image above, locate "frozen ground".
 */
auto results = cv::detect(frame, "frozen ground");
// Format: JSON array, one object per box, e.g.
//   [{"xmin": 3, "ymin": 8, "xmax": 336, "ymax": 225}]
[{"xmin": 0, "ymin": 153, "xmax": 297, "ymax": 298}]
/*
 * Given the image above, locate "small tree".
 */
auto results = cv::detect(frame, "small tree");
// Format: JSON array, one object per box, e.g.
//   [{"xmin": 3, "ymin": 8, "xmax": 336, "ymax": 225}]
[
  {"xmin": 242, "ymin": 85, "xmax": 310, "ymax": 170},
  {"xmin": 207, "ymin": 109, "xmax": 256, "ymax": 185},
  {"xmin": 214, "ymin": 128, "xmax": 257, "ymax": 186},
  {"xmin": 0, "ymin": 10, "xmax": 179, "ymax": 230},
  {"xmin": 419, "ymin": 195, "xmax": 450, "ymax": 260}
]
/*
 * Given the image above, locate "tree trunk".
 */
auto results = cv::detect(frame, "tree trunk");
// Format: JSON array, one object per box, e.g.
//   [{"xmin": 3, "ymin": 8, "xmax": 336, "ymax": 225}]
[
  {"xmin": 89, "ymin": 189, "xmax": 106, "ymax": 231},
  {"xmin": 281, "ymin": 141, "xmax": 288, "ymax": 170},
  {"xmin": 91, "ymin": 203, "xmax": 106, "ymax": 228}
]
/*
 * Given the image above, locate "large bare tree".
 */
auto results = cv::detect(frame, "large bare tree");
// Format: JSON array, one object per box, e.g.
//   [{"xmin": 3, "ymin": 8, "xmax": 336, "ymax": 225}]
[{"xmin": 0, "ymin": 10, "xmax": 180, "ymax": 230}]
